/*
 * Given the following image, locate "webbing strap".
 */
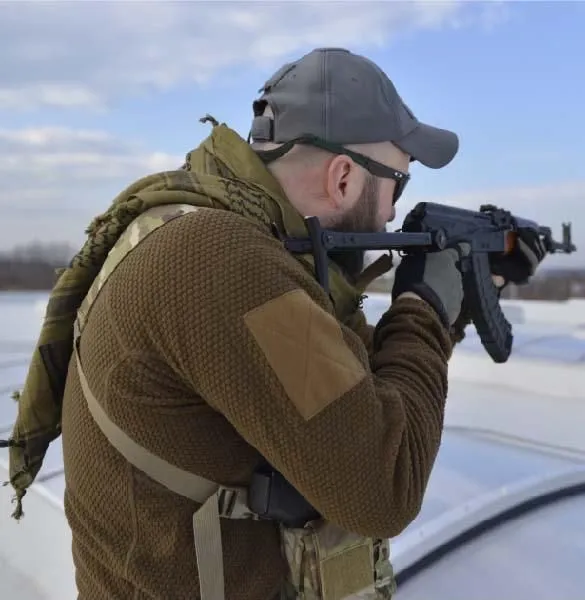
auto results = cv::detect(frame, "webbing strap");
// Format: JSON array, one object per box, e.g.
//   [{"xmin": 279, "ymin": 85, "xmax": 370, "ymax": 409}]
[
  {"xmin": 74, "ymin": 343, "xmax": 218, "ymax": 502},
  {"xmin": 73, "ymin": 341, "xmax": 226, "ymax": 600},
  {"xmin": 194, "ymin": 495, "xmax": 225, "ymax": 600}
]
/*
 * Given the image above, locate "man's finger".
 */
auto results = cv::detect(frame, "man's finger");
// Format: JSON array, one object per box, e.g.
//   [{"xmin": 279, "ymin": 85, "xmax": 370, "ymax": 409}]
[
  {"xmin": 517, "ymin": 238, "xmax": 540, "ymax": 274},
  {"xmin": 492, "ymin": 274, "xmax": 506, "ymax": 288}
]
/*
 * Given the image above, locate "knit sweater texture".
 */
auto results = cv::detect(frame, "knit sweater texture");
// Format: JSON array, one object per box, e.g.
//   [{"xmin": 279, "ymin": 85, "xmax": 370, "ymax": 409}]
[{"xmin": 61, "ymin": 132, "xmax": 453, "ymax": 600}]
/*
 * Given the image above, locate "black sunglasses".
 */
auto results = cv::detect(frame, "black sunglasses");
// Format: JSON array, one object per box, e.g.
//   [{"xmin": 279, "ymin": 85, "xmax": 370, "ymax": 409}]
[{"xmin": 255, "ymin": 134, "xmax": 411, "ymax": 205}]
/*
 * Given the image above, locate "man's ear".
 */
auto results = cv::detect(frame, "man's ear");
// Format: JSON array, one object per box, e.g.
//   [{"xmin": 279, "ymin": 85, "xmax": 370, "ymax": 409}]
[{"xmin": 324, "ymin": 154, "xmax": 361, "ymax": 210}]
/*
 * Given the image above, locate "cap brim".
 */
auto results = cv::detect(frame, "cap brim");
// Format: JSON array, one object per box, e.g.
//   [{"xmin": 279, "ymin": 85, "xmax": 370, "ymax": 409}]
[{"xmin": 394, "ymin": 122, "xmax": 459, "ymax": 169}]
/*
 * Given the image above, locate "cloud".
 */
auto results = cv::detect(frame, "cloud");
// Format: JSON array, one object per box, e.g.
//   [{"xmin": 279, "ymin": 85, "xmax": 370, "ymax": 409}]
[
  {"xmin": 0, "ymin": 0, "xmax": 508, "ymax": 111},
  {"xmin": 0, "ymin": 84, "xmax": 103, "ymax": 112},
  {"xmin": 0, "ymin": 127, "xmax": 181, "ymax": 184},
  {"xmin": 2, "ymin": 121, "xmax": 583, "ymax": 270},
  {"xmin": 0, "ymin": 126, "xmax": 182, "ymax": 249}
]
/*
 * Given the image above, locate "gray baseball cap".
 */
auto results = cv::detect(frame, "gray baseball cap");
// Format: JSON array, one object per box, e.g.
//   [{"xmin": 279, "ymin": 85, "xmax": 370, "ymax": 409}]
[{"xmin": 250, "ymin": 47, "xmax": 459, "ymax": 169}]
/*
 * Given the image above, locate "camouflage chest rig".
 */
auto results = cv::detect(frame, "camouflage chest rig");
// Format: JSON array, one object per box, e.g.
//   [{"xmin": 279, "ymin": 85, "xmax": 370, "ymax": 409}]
[{"xmin": 73, "ymin": 204, "xmax": 396, "ymax": 600}]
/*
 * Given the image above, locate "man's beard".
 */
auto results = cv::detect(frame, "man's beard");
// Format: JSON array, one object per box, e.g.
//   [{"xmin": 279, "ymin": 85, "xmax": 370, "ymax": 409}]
[{"xmin": 328, "ymin": 174, "xmax": 381, "ymax": 284}]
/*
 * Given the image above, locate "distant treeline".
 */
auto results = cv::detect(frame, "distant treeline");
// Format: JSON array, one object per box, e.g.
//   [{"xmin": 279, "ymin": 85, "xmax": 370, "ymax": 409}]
[
  {"xmin": 0, "ymin": 242, "xmax": 75, "ymax": 291},
  {"xmin": 500, "ymin": 269, "xmax": 585, "ymax": 301},
  {"xmin": 2, "ymin": 242, "xmax": 585, "ymax": 302}
]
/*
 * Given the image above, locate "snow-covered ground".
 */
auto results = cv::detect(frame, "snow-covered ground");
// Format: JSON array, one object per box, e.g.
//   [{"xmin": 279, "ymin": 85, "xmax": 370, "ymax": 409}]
[{"xmin": 1, "ymin": 291, "xmax": 584, "ymax": 599}]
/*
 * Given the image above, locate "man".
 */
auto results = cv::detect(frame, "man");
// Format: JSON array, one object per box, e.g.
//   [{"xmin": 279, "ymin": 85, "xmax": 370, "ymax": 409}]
[{"xmin": 5, "ymin": 48, "xmax": 544, "ymax": 599}]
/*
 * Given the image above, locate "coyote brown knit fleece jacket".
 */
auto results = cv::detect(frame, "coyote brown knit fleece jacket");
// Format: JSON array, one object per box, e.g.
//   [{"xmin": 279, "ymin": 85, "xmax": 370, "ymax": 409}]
[{"xmin": 61, "ymin": 207, "xmax": 453, "ymax": 600}]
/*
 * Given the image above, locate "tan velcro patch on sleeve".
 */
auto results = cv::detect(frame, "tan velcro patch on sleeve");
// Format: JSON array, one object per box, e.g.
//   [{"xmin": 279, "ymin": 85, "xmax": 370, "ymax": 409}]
[{"xmin": 244, "ymin": 289, "xmax": 367, "ymax": 420}]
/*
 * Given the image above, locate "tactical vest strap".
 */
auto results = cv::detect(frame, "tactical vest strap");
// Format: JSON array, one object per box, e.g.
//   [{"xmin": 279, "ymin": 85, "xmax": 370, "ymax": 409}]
[
  {"xmin": 74, "ymin": 340, "xmax": 247, "ymax": 600},
  {"xmin": 72, "ymin": 204, "xmax": 254, "ymax": 600}
]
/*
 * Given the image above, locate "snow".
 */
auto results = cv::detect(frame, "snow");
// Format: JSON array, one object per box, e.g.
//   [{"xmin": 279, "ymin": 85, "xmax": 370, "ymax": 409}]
[{"xmin": 1, "ymin": 291, "xmax": 584, "ymax": 600}]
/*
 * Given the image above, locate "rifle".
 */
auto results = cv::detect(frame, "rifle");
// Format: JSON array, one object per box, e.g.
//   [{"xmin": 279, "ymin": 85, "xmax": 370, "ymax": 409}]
[{"xmin": 281, "ymin": 202, "xmax": 577, "ymax": 364}]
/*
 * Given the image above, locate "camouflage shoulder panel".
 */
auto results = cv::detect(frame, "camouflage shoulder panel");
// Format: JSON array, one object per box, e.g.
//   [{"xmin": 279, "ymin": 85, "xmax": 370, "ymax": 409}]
[{"xmin": 76, "ymin": 204, "xmax": 199, "ymax": 334}]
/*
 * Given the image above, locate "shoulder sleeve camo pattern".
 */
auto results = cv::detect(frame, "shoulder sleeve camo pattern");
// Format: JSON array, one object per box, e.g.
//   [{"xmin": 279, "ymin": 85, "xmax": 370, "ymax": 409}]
[{"xmin": 156, "ymin": 209, "xmax": 453, "ymax": 539}]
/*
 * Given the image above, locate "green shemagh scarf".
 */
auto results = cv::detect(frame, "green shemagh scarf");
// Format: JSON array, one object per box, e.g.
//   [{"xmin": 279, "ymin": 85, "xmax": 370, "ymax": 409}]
[{"xmin": 1, "ymin": 118, "xmax": 391, "ymax": 519}]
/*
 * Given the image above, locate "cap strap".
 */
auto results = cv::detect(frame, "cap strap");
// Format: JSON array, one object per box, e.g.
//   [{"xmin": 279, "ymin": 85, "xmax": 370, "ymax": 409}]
[{"xmin": 250, "ymin": 116, "xmax": 274, "ymax": 142}]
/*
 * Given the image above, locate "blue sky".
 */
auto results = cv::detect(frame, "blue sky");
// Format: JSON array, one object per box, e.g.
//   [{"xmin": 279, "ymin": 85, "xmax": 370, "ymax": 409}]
[{"xmin": 1, "ymin": 1, "xmax": 584, "ymax": 267}]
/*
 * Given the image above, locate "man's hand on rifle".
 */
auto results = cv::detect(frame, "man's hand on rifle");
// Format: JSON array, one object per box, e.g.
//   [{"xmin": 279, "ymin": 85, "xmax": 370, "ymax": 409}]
[
  {"xmin": 391, "ymin": 243, "xmax": 469, "ymax": 329},
  {"xmin": 450, "ymin": 215, "xmax": 547, "ymax": 344},
  {"xmin": 481, "ymin": 206, "xmax": 548, "ymax": 288}
]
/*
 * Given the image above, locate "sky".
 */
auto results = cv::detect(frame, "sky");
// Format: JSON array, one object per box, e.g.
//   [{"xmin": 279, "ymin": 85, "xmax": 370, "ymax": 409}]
[{"xmin": 1, "ymin": 0, "xmax": 584, "ymax": 268}]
